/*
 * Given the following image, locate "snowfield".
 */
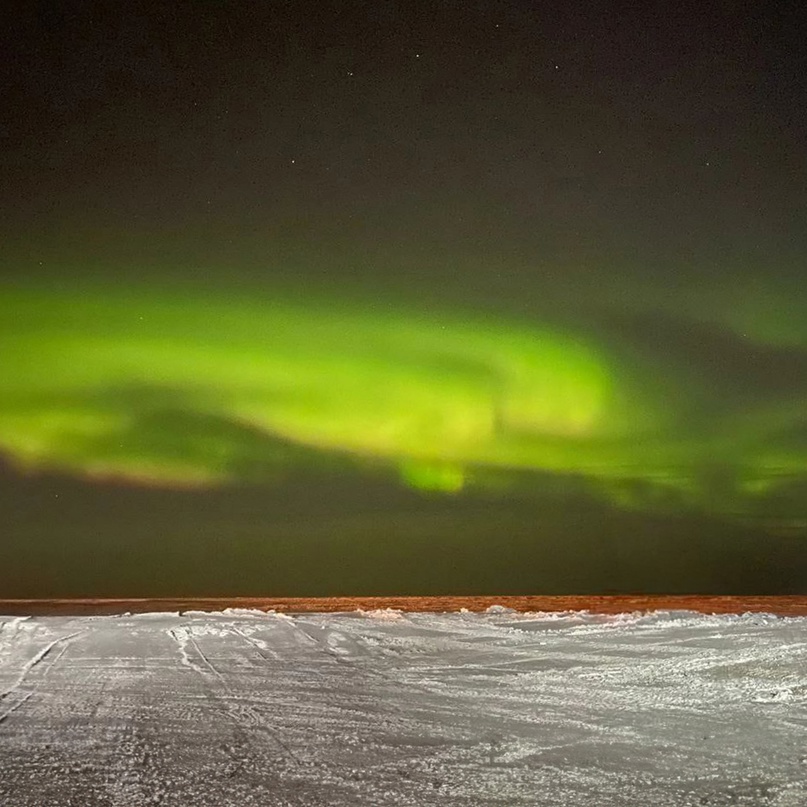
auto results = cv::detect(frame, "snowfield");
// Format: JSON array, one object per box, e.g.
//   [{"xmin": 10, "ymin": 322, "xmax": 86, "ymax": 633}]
[{"xmin": 1, "ymin": 608, "xmax": 806, "ymax": 806}]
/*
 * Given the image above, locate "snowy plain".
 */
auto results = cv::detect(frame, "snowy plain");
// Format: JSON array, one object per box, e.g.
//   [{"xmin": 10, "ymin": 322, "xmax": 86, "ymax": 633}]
[{"xmin": 1, "ymin": 608, "xmax": 806, "ymax": 806}]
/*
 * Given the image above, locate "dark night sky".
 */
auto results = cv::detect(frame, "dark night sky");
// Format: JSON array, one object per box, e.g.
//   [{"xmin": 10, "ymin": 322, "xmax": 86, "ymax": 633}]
[{"xmin": 1, "ymin": 1, "xmax": 806, "ymax": 596}]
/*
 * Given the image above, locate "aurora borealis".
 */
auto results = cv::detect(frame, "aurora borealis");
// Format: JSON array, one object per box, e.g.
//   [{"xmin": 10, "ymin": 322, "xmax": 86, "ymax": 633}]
[
  {"xmin": 2, "ymin": 2, "xmax": 806, "ymax": 595},
  {"xmin": 3, "ymin": 280, "xmax": 807, "ymax": 519},
  {"xmin": 1, "ymin": 284, "xmax": 618, "ymax": 486}
]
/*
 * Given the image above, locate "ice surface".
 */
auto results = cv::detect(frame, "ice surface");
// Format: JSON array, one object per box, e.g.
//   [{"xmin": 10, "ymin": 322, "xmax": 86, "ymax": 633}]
[{"xmin": 1, "ymin": 609, "xmax": 806, "ymax": 806}]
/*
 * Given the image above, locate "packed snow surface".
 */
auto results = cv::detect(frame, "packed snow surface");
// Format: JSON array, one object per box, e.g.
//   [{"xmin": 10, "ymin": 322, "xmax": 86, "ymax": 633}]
[{"xmin": 1, "ymin": 608, "xmax": 806, "ymax": 806}]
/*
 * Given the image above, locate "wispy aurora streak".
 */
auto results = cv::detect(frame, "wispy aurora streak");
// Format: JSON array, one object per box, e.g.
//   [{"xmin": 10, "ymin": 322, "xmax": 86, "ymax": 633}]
[{"xmin": 2, "ymin": 283, "xmax": 806, "ymax": 521}]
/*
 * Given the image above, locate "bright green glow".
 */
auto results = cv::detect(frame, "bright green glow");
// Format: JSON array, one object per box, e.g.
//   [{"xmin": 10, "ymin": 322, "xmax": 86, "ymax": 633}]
[
  {"xmin": 2, "ymin": 281, "xmax": 806, "ymax": 521},
  {"xmin": 399, "ymin": 461, "xmax": 467, "ymax": 493},
  {"xmin": 0, "ymin": 284, "xmax": 629, "ymax": 474}
]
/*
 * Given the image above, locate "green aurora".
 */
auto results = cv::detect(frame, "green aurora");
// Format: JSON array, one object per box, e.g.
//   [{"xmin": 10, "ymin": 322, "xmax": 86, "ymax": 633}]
[{"xmin": 3, "ymin": 281, "xmax": 807, "ymax": 531}]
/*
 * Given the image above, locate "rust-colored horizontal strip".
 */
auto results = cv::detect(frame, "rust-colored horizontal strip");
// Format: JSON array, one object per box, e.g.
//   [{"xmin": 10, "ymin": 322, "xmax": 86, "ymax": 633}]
[{"xmin": 1, "ymin": 596, "xmax": 806, "ymax": 616}]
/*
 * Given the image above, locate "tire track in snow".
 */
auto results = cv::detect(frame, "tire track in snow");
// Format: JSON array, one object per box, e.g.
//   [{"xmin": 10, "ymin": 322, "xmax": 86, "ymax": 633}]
[
  {"xmin": 0, "ymin": 630, "xmax": 83, "ymax": 726},
  {"xmin": 167, "ymin": 626, "xmax": 227, "ymax": 684},
  {"xmin": 167, "ymin": 624, "xmax": 300, "ymax": 769},
  {"xmin": 0, "ymin": 630, "xmax": 83, "ymax": 700},
  {"xmin": 0, "ymin": 691, "xmax": 34, "ymax": 727},
  {"xmin": 291, "ymin": 617, "xmax": 453, "ymax": 700},
  {"xmin": 229, "ymin": 625, "xmax": 281, "ymax": 662}
]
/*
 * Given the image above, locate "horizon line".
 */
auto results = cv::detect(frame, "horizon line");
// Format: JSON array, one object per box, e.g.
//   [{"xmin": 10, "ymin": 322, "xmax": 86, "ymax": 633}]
[{"xmin": 1, "ymin": 595, "xmax": 806, "ymax": 616}]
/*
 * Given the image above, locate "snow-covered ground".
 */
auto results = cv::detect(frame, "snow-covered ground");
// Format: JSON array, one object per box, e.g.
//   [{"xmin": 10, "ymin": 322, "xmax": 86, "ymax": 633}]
[{"xmin": 1, "ymin": 608, "xmax": 805, "ymax": 806}]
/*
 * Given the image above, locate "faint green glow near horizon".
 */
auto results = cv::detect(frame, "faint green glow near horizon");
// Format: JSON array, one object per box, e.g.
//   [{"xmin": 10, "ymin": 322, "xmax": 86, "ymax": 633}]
[{"xmin": 1, "ymin": 281, "xmax": 806, "ymax": 520}]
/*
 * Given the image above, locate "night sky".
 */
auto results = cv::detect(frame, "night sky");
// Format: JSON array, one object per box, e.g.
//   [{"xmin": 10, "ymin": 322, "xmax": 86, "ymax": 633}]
[{"xmin": 2, "ymin": 1, "xmax": 806, "ymax": 596}]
